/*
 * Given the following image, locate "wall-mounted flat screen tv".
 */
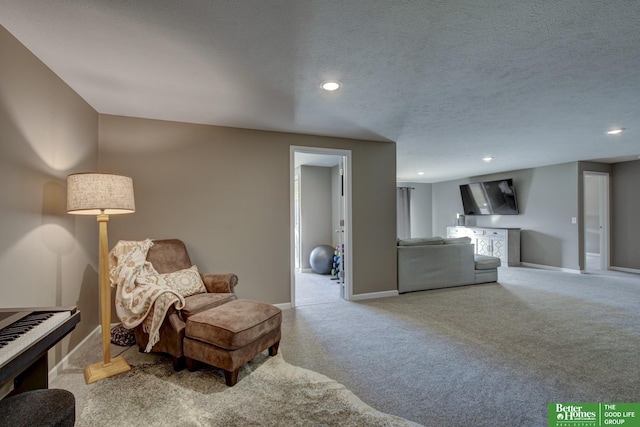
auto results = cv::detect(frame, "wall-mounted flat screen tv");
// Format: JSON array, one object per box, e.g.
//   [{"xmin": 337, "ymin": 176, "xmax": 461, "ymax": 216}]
[{"xmin": 460, "ymin": 178, "xmax": 519, "ymax": 215}]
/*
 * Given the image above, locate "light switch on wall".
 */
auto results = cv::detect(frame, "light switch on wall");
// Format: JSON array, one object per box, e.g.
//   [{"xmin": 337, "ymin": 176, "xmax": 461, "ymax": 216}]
[{"xmin": 571, "ymin": 217, "xmax": 577, "ymax": 224}]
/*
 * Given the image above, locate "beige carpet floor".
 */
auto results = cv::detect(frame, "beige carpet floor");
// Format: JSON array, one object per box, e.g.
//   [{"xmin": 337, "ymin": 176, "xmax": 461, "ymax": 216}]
[
  {"xmin": 280, "ymin": 266, "xmax": 640, "ymax": 426},
  {"xmin": 52, "ymin": 266, "xmax": 640, "ymax": 426},
  {"xmin": 51, "ymin": 334, "xmax": 421, "ymax": 426},
  {"xmin": 295, "ymin": 271, "xmax": 341, "ymax": 306}
]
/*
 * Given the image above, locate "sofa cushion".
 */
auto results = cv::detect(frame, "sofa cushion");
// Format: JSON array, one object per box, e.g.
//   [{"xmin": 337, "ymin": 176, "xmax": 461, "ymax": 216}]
[
  {"xmin": 181, "ymin": 292, "xmax": 237, "ymax": 320},
  {"xmin": 146, "ymin": 239, "xmax": 193, "ymax": 274},
  {"xmin": 186, "ymin": 299, "xmax": 282, "ymax": 350},
  {"xmin": 474, "ymin": 254, "xmax": 501, "ymax": 270},
  {"xmin": 397, "ymin": 236, "xmax": 444, "ymax": 246},
  {"xmin": 443, "ymin": 237, "xmax": 472, "ymax": 245}
]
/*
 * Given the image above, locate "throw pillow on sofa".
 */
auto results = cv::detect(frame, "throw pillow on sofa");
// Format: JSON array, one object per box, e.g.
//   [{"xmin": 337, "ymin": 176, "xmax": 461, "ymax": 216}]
[{"xmin": 135, "ymin": 265, "xmax": 207, "ymax": 297}]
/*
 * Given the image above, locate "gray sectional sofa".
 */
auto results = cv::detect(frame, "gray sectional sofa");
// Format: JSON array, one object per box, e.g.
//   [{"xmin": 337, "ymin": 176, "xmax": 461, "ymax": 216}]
[{"xmin": 397, "ymin": 236, "xmax": 500, "ymax": 293}]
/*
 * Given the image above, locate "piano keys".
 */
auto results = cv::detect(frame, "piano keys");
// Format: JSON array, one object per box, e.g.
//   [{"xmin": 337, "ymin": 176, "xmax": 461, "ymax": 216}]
[
  {"xmin": 0, "ymin": 311, "xmax": 71, "ymax": 365},
  {"xmin": 0, "ymin": 307, "xmax": 80, "ymax": 397}
]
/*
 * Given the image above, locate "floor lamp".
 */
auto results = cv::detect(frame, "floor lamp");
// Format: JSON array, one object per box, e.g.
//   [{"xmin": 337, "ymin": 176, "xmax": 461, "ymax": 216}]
[{"xmin": 67, "ymin": 172, "xmax": 135, "ymax": 384}]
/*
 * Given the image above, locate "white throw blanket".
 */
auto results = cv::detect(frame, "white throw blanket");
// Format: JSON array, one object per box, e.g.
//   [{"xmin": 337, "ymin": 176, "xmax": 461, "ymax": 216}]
[{"xmin": 109, "ymin": 239, "xmax": 185, "ymax": 352}]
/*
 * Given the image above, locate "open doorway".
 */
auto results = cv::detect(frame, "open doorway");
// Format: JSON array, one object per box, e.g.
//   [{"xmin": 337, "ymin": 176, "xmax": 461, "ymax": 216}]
[
  {"xmin": 583, "ymin": 172, "xmax": 610, "ymax": 272},
  {"xmin": 290, "ymin": 147, "xmax": 352, "ymax": 307}
]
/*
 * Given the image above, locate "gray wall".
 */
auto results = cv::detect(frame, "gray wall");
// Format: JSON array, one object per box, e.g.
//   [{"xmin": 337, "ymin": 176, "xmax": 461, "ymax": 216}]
[
  {"xmin": 428, "ymin": 160, "xmax": 637, "ymax": 272},
  {"xmin": 433, "ymin": 163, "xmax": 581, "ymax": 270},
  {"xmin": 611, "ymin": 160, "xmax": 640, "ymax": 270},
  {"xmin": 0, "ymin": 25, "xmax": 100, "ymax": 365},
  {"xmin": 99, "ymin": 115, "xmax": 398, "ymax": 302},
  {"xmin": 300, "ymin": 165, "xmax": 333, "ymax": 269}
]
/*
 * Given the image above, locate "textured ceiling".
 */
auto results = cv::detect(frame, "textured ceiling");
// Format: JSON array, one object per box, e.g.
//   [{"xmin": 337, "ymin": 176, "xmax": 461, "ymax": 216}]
[{"xmin": 1, "ymin": 0, "xmax": 639, "ymax": 182}]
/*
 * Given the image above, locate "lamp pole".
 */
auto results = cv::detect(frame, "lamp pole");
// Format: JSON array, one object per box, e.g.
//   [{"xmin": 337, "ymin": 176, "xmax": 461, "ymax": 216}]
[{"xmin": 97, "ymin": 212, "xmax": 111, "ymax": 367}]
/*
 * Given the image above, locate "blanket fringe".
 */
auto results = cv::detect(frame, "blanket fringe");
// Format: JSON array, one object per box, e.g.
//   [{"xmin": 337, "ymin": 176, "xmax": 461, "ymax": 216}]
[{"xmin": 141, "ymin": 299, "xmax": 178, "ymax": 353}]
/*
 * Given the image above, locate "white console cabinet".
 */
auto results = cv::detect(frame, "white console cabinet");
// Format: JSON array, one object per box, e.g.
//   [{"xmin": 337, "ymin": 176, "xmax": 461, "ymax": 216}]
[{"xmin": 446, "ymin": 226, "xmax": 521, "ymax": 267}]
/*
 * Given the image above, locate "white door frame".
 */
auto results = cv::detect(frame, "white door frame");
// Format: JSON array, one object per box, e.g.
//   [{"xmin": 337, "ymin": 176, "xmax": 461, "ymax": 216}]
[
  {"xmin": 290, "ymin": 146, "xmax": 353, "ymax": 307},
  {"xmin": 583, "ymin": 171, "xmax": 610, "ymax": 271}
]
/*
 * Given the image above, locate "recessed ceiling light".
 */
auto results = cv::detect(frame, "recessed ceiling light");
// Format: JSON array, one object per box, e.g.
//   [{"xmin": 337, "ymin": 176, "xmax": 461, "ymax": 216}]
[
  {"xmin": 320, "ymin": 80, "xmax": 341, "ymax": 91},
  {"xmin": 418, "ymin": 171, "xmax": 425, "ymax": 175},
  {"xmin": 606, "ymin": 128, "xmax": 624, "ymax": 135},
  {"xmin": 483, "ymin": 156, "xmax": 494, "ymax": 162}
]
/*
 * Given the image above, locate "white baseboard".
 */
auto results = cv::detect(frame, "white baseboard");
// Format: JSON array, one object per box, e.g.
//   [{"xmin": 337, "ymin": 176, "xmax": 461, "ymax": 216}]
[
  {"xmin": 48, "ymin": 325, "xmax": 101, "ymax": 384},
  {"xmin": 522, "ymin": 262, "xmax": 640, "ymax": 276},
  {"xmin": 278, "ymin": 290, "xmax": 400, "ymax": 307},
  {"xmin": 610, "ymin": 266, "xmax": 640, "ymax": 275},
  {"xmin": 520, "ymin": 262, "xmax": 581, "ymax": 274},
  {"xmin": 273, "ymin": 302, "xmax": 293, "ymax": 310},
  {"xmin": 350, "ymin": 290, "xmax": 399, "ymax": 301}
]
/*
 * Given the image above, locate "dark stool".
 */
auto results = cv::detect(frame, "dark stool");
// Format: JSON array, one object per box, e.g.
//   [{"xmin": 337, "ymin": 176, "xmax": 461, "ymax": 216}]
[{"xmin": 0, "ymin": 389, "xmax": 75, "ymax": 427}]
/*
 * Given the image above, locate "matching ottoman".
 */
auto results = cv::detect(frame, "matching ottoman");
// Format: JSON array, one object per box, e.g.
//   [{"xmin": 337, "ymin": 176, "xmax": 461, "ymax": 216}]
[
  {"xmin": 184, "ymin": 299, "xmax": 282, "ymax": 386},
  {"xmin": 474, "ymin": 254, "xmax": 501, "ymax": 283}
]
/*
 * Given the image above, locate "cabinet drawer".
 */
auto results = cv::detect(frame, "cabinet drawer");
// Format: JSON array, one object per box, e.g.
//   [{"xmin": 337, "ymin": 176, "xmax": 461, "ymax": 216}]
[
  {"xmin": 485, "ymin": 229, "xmax": 506, "ymax": 238},
  {"xmin": 447, "ymin": 227, "xmax": 467, "ymax": 237}
]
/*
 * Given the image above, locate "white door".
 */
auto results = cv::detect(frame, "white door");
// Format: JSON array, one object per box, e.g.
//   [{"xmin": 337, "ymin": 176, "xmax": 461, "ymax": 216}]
[{"xmin": 583, "ymin": 172, "xmax": 610, "ymax": 271}]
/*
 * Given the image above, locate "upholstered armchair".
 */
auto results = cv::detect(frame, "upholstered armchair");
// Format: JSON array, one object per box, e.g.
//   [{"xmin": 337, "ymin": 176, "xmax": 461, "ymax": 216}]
[{"xmin": 133, "ymin": 239, "xmax": 238, "ymax": 370}]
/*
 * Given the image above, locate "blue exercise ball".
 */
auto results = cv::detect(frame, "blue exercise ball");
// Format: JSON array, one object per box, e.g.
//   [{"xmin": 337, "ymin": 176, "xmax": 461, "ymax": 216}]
[{"xmin": 310, "ymin": 245, "xmax": 334, "ymax": 274}]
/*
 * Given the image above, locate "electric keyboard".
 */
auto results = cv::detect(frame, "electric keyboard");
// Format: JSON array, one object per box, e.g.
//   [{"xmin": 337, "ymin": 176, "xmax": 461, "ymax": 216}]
[
  {"xmin": 0, "ymin": 307, "xmax": 80, "ymax": 396},
  {"xmin": 0, "ymin": 311, "xmax": 71, "ymax": 366}
]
